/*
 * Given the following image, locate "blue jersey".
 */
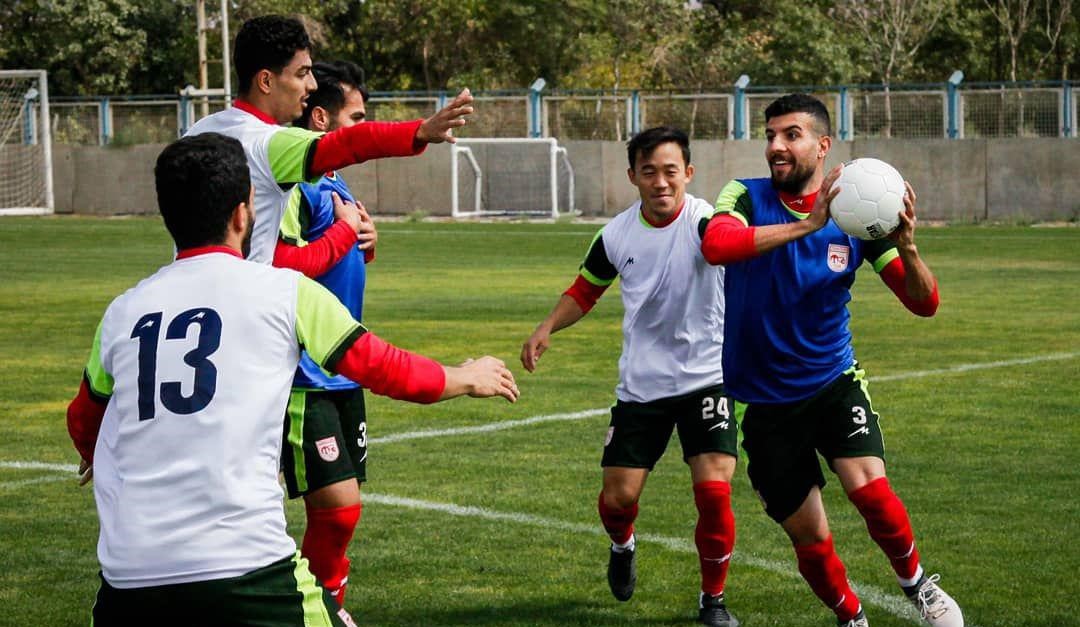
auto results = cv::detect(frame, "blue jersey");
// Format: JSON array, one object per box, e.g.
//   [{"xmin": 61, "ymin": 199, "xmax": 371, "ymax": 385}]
[
  {"xmin": 716, "ymin": 178, "xmax": 898, "ymax": 403},
  {"xmin": 280, "ymin": 173, "xmax": 366, "ymax": 391}
]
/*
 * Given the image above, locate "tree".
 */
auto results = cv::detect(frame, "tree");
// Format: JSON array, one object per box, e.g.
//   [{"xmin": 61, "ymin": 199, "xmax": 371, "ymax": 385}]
[{"xmin": 834, "ymin": 0, "xmax": 954, "ymax": 136}]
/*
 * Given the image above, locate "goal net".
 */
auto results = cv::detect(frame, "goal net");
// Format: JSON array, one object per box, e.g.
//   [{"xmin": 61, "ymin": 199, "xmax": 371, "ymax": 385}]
[
  {"xmin": 0, "ymin": 70, "xmax": 53, "ymax": 215},
  {"xmin": 451, "ymin": 138, "xmax": 575, "ymax": 218}
]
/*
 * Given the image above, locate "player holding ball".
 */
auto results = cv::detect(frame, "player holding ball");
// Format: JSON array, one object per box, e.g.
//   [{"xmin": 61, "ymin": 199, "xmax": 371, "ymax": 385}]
[{"xmin": 700, "ymin": 93, "xmax": 962, "ymax": 627}]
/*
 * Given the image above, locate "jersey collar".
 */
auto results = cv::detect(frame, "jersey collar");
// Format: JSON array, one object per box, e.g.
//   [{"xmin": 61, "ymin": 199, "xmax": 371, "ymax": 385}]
[
  {"xmin": 638, "ymin": 198, "xmax": 686, "ymax": 229},
  {"xmin": 233, "ymin": 99, "xmax": 279, "ymax": 126},
  {"xmin": 176, "ymin": 245, "xmax": 244, "ymax": 260},
  {"xmin": 778, "ymin": 189, "xmax": 818, "ymax": 219}
]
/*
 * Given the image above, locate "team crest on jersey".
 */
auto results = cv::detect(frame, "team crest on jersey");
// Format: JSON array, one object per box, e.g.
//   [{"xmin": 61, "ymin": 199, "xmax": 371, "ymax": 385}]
[
  {"xmin": 315, "ymin": 437, "xmax": 340, "ymax": 462},
  {"xmin": 827, "ymin": 244, "xmax": 850, "ymax": 272}
]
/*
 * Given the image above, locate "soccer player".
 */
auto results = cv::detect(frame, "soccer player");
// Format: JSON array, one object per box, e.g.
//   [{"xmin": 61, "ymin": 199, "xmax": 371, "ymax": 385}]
[
  {"xmin": 66, "ymin": 133, "xmax": 519, "ymax": 626},
  {"xmin": 701, "ymin": 94, "xmax": 962, "ymax": 627},
  {"xmin": 184, "ymin": 14, "xmax": 473, "ymax": 265},
  {"xmin": 521, "ymin": 127, "xmax": 740, "ymax": 627},
  {"xmin": 273, "ymin": 60, "xmax": 377, "ymax": 607}
]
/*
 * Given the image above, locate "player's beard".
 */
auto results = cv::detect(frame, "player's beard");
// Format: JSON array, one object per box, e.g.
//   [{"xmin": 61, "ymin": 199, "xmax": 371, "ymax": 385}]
[
  {"xmin": 241, "ymin": 207, "xmax": 254, "ymax": 258},
  {"xmin": 770, "ymin": 160, "xmax": 816, "ymax": 194}
]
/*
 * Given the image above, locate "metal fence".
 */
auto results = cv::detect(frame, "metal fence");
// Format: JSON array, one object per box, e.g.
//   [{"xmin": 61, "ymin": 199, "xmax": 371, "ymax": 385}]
[{"xmin": 39, "ymin": 79, "xmax": 1079, "ymax": 145}]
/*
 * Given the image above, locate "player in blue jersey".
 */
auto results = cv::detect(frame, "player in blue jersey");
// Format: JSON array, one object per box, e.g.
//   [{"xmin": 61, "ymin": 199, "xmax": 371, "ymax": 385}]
[
  {"xmin": 700, "ymin": 94, "xmax": 963, "ymax": 627},
  {"xmin": 271, "ymin": 60, "xmax": 376, "ymax": 608}
]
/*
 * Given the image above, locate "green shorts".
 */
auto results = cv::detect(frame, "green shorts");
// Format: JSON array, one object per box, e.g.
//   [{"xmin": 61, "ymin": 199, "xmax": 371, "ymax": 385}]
[
  {"xmin": 281, "ymin": 387, "xmax": 367, "ymax": 499},
  {"xmin": 601, "ymin": 384, "xmax": 739, "ymax": 470},
  {"xmin": 741, "ymin": 366, "xmax": 886, "ymax": 523},
  {"xmin": 91, "ymin": 553, "xmax": 353, "ymax": 626}
]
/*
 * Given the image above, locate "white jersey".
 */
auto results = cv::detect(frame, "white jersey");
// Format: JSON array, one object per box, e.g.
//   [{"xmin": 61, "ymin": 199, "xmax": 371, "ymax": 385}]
[
  {"xmin": 582, "ymin": 194, "xmax": 725, "ymax": 402},
  {"xmin": 185, "ymin": 107, "xmax": 320, "ymax": 264},
  {"xmin": 84, "ymin": 251, "xmax": 361, "ymax": 588}
]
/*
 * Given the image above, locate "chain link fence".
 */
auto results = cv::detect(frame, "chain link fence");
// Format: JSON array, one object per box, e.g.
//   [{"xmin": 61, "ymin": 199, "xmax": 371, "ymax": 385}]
[{"xmin": 42, "ymin": 80, "xmax": 1079, "ymax": 145}]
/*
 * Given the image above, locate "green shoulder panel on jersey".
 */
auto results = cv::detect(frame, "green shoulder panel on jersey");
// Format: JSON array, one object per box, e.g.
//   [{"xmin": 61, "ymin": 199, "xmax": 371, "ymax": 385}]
[
  {"xmin": 85, "ymin": 319, "xmax": 114, "ymax": 398},
  {"xmin": 862, "ymin": 238, "xmax": 900, "ymax": 272},
  {"xmin": 714, "ymin": 180, "xmax": 752, "ymax": 226},
  {"xmin": 295, "ymin": 276, "xmax": 366, "ymax": 371},
  {"xmin": 580, "ymin": 228, "xmax": 617, "ymax": 287},
  {"xmin": 279, "ymin": 187, "xmax": 309, "ymax": 247},
  {"xmin": 268, "ymin": 127, "xmax": 323, "ymax": 184}
]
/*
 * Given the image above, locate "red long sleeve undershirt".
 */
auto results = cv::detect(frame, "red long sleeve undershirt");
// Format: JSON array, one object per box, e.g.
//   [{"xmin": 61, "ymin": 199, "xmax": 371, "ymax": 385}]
[
  {"xmin": 309, "ymin": 119, "xmax": 426, "ymax": 177},
  {"xmin": 273, "ymin": 220, "xmax": 359, "ymax": 278},
  {"xmin": 332, "ymin": 332, "xmax": 446, "ymax": 403},
  {"xmin": 67, "ymin": 378, "xmax": 106, "ymax": 463},
  {"xmin": 564, "ymin": 275, "xmax": 609, "ymax": 313},
  {"xmin": 700, "ymin": 214, "xmax": 939, "ymax": 316}
]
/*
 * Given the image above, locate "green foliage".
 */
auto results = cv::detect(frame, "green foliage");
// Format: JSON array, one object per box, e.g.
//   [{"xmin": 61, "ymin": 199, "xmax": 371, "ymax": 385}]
[{"xmin": 0, "ymin": 0, "xmax": 1076, "ymax": 95}]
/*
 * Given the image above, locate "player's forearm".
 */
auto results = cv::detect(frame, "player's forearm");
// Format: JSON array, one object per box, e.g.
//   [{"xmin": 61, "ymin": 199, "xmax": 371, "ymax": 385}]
[
  {"xmin": 751, "ymin": 219, "xmax": 820, "ymax": 255},
  {"xmin": 879, "ymin": 255, "xmax": 939, "ymax": 317},
  {"xmin": 273, "ymin": 220, "xmax": 357, "ymax": 278},
  {"xmin": 309, "ymin": 120, "xmax": 426, "ymax": 176},
  {"xmin": 897, "ymin": 244, "xmax": 936, "ymax": 303},
  {"xmin": 330, "ymin": 331, "xmax": 446, "ymax": 403},
  {"xmin": 67, "ymin": 377, "xmax": 107, "ymax": 463},
  {"xmin": 542, "ymin": 294, "xmax": 588, "ymax": 335}
]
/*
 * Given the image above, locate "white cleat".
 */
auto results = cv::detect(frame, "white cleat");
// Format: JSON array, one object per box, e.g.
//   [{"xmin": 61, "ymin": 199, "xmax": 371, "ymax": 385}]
[
  {"xmin": 838, "ymin": 609, "xmax": 869, "ymax": 627},
  {"xmin": 907, "ymin": 574, "xmax": 964, "ymax": 627}
]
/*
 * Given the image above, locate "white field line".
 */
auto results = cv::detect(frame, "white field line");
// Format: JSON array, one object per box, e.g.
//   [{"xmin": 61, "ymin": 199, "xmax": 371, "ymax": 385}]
[
  {"xmin": 371, "ymin": 351, "xmax": 1080, "ymax": 445},
  {"xmin": 364, "ymin": 493, "xmax": 925, "ymax": 624}
]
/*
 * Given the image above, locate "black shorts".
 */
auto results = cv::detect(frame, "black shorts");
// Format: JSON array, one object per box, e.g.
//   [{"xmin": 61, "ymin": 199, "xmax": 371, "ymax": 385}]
[
  {"xmin": 741, "ymin": 366, "xmax": 886, "ymax": 523},
  {"xmin": 601, "ymin": 384, "xmax": 739, "ymax": 470},
  {"xmin": 92, "ymin": 553, "xmax": 353, "ymax": 626},
  {"xmin": 281, "ymin": 387, "xmax": 367, "ymax": 499}
]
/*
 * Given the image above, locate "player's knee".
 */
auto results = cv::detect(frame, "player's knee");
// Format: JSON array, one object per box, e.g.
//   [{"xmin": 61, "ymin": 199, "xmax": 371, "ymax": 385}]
[{"xmin": 601, "ymin": 486, "xmax": 640, "ymax": 511}]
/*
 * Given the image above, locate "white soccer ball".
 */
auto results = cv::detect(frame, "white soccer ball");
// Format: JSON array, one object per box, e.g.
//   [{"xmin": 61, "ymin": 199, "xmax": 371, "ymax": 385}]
[{"xmin": 828, "ymin": 158, "xmax": 906, "ymax": 240}]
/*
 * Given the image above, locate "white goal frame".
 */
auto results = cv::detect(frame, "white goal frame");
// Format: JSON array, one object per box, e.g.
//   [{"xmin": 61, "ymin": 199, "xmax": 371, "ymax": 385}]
[
  {"xmin": 450, "ymin": 137, "xmax": 574, "ymax": 219},
  {"xmin": 0, "ymin": 70, "xmax": 53, "ymax": 215}
]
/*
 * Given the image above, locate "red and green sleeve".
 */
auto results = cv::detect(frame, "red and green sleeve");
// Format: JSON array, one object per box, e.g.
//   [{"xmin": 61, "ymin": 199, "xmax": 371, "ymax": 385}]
[
  {"xmin": 274, "ymin": 186, "xmax": 358, "ymax": 278},
  {"xmin": 67, "ymin": 321, "xmax": 113, "ymax": 462},
  {"xmin": 564, "ymin": 229, "xmax": 617, "ymax": 312},
  {"xmin": 864, "ymin": 239, "xmax": 940, "ymax": 316},
  {"xmin": 702, "ymin": 180, "xmax": 759, "ymax": 265},
  {"xmin": 295, "ymin": 277, "xmax": 445, "ymax": 402}
]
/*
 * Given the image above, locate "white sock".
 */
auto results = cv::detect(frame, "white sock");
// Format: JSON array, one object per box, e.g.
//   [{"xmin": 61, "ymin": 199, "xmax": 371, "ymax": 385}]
[
  {"xmin": 611, "ymin": 534, "xmax": 636, "ymax": 553},
  {"xmin": 898, "ymin": 564, "xmax": 924, "ymax": 589}
]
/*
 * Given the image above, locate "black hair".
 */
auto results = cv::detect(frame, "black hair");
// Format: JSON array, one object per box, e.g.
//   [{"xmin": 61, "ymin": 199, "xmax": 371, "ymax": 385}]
[
  {"xmin": 764, "ymin": 93, "xmax": 832, "ymax": 136},
  {"xmin": 626, "ymin": 126, "xmax": 691, "ymax": 170},
  {"xmin": 155, "ymin": 133, "xmax": 251, "ymax": 250},
  {"xmin": 234, "ymin": 15, "xmax": 312, "ymax": 95},
  {"xmin": 294, "ymin": 60, "xmax": 369, "ymax": 129}
]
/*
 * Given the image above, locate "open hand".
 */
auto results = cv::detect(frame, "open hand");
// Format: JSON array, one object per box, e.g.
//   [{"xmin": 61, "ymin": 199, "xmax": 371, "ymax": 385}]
[{"xmin": 416, "ymin": 89, "xmax": 474, "ymax": 144}]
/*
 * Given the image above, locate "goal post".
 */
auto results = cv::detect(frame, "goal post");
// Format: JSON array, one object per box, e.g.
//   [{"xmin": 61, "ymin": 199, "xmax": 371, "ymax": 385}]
[
  {"xmin": 0, "ymin": 70, "xmax": 53, "ymax": 215},
  {"xmin": 450, "ymin": 137, "xmax": 575, "ymax": 219}
]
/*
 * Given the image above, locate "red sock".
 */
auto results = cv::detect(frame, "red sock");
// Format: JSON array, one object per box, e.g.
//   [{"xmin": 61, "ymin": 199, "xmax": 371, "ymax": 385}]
[
  {"xmin": 693, "ymin": 481, "xmax": 735, "ymax": 596},
  {"xmin": 848, "ymin": 477, "xmax": 921, "ymax": 580},
  {"xmin": 301, "ymin": 502, "xmax": 362, "ymax": 606},
  {"xmin": 794, "ymin": 535, "xmax": 862, "ymax": 621},
  {"xmin": 597, "ymin": 491, "xmax": 638, "ymax": 545}
]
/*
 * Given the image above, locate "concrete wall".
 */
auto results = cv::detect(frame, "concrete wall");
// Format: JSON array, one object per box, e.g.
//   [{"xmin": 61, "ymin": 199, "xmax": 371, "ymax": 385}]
[{"xmin": 53, "ymin": 139, "xmax": 1080, "ymax": 222}]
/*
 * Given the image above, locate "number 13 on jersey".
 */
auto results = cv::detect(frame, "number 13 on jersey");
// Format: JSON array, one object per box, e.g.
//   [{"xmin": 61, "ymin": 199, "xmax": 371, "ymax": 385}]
[{"xmin": 130, "ymin": 308, "xmax": 222, "ymax": 420}]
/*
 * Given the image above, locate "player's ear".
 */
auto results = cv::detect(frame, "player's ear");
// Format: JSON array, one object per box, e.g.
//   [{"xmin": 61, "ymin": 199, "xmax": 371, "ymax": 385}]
[
  {"xmin": 685, "ymin": 163, "xmax": 695, "ymax": 181},
  {"xmin": 255, "ymin": 69, "xmax": 274, "ymax": 96},
  {"xmin": 818, "ymin": 134, "xmax": 832, "ymax": 160},
  {"xmin": 311, "ymin": 106, "xmax": 330, "ymax": 132},
  {"xmin": 627, "ymin": 167, "xmax": 636, "ymax": 184}
]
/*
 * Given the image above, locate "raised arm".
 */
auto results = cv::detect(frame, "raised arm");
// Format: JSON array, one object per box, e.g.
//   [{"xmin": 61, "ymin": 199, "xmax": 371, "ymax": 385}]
[{"xmin": 875, "ymin": 182, "xmax": 939, "ymax": 316}]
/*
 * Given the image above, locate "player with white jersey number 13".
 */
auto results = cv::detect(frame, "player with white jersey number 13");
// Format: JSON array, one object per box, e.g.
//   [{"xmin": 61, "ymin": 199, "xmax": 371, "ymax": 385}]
[
  {"xmin": 700, "ymin": 93, "xmax": 962, "ymax": 627},
  {"xmin": 65, "ymin": 133, "xmax": 518, "ymax": 627},
  {"xmin": 522, "ymin": 127, "xmax": 741, "ymax": 627}
]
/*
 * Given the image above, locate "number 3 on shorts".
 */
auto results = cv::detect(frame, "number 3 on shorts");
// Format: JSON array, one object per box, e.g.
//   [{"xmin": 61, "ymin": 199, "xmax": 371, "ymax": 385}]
[
  {"xmin": 702, "ymin": 396, "xmax": 730, "ymax": 421},
  {"xmin": 851, "ymin": 406, "xmax": 867, "ymax": 425}
]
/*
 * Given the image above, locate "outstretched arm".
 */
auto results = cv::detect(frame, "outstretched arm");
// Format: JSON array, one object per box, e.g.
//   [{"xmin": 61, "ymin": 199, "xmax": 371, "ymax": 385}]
[
  {"xmin": 520, "ymin": 293, "xmax": 590, "ymax": 373},
  {"xmin": 308, "ymin": 89, "xmax": 474, "ymax": 176}
]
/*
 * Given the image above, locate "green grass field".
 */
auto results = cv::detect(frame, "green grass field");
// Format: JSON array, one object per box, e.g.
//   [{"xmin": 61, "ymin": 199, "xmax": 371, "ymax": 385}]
[{"xmin": 0, "ymin": 217, "xmax": 1077, "ymax": 627}]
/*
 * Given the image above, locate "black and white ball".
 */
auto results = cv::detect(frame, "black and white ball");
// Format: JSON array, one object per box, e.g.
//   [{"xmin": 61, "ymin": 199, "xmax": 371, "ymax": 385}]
[{"xmin": 829, "ymin": 158, "xmax": 906, "ymax": 240}]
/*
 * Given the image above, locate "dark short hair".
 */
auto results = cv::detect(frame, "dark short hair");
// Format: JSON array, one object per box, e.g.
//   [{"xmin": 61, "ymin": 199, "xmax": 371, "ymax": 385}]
[
  {"xmin": 764, "ymin": 93, "xmax": 832, "ymax": 136},
  {"xmin": 234, "ymin": 15, "xmax": 311, "ymax": 95},
  {"xmin": 627, "ymin": 126, "xmax": 691, "ymax": 170},
  {"xmin": 155, "ymin": 133, "xmax": 251, "ymax": 250},
  {"xmin": 295, "ymin": 60, "xmax": 369, "ymax": 129}
]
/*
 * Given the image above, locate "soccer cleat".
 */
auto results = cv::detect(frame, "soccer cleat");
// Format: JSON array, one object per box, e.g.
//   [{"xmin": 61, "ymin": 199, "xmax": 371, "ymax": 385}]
[
  {"xmin": 698, "ymin": 592, "xmax": 739, "ymax": 627},
  {"xmin": 906, "ymin": 574, "xmax": 964, "ymax": 627},
  {"xmin": 607, "ymin": 545, "xmax": 637, "ymax": 601},
  {"xmin": 838, "ymin": 609, "xmax": 869, "ymax": 627}
]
